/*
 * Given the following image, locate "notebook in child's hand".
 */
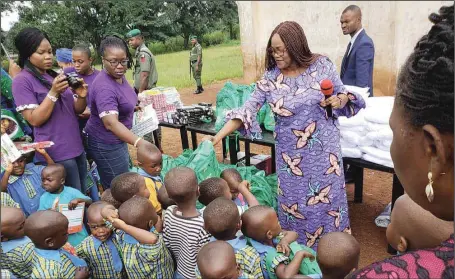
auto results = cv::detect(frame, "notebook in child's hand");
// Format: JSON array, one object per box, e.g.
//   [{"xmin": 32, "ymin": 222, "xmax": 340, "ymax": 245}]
[{"xmin": 59, "ymin": 203, "xmax": 85, "ymax": 234}]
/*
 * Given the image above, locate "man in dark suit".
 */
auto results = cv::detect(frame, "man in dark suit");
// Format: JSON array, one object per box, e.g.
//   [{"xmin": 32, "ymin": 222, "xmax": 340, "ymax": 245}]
[
  {"xmin": 340, "ymin": 5, "xmax": 375, "ymax": 96},
  {"xmin": 340, "ymin": 5, "xmax": 375, "ymax": 183}
]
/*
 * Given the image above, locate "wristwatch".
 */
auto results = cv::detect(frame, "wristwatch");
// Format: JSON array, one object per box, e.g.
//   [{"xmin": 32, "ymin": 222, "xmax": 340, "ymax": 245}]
[{"xmin": 47, "ymin": 94, "xmax": 58, "ymax": 102}]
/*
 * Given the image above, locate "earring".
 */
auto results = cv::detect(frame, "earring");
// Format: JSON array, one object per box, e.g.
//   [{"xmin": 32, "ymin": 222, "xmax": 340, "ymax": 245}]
[{"xmin": 425, "ymin": 171, "xmax": 434, "ymax": 203}]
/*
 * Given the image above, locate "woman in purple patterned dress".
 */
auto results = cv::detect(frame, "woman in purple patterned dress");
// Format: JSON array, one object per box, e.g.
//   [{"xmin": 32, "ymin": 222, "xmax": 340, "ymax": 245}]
[{"xmin": 205, "ymin": 21, "xmax": 365, "ymax": 250}]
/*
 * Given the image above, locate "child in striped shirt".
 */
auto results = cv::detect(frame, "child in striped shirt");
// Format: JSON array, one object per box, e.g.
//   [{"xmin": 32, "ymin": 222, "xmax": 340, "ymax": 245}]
[
  {"xmin": 162, "ymin": 167, "xmax": 211, "ymax": 279},
  {"xmin": 102, "ymin": 195, "xmax": 174, "ymax": 279},
  {"xmin": 76, "ymin": 201, "xmax": 125, "ymax": 279},
  {"xmin": 24, "ymin": 210, "xmax": 88, "ymax": 279}
]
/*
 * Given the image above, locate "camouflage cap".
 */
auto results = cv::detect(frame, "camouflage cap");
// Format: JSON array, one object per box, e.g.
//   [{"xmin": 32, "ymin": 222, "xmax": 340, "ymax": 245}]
[{"xmin": 189, "ymin": 35, "xmax": 197, "ymax": 40}]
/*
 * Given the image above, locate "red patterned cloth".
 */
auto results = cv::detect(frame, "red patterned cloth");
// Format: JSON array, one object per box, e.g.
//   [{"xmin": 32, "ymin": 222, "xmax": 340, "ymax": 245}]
[{"xmin": 350, "ymin": 235, "xmax": 454, "ymax": 279}]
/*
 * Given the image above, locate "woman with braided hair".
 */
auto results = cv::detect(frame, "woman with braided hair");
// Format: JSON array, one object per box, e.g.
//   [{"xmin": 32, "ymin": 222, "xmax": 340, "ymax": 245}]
[
  {"xmin": 204, "ymin": 21, "xmax": 366, "ymax": 250},
  {"xmin": 83, "ymin": 35, "xmax": 155, "ymax": 189},
  {"xmin": 351, "ymin": 4, "xmax": 454, "ymax": 278}
]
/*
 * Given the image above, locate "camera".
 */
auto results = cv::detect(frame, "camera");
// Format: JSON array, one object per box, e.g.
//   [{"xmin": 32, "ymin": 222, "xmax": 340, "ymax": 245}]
[{"xmin": 64, "ymin": 72, "xmax": 83, "ymax": 89}]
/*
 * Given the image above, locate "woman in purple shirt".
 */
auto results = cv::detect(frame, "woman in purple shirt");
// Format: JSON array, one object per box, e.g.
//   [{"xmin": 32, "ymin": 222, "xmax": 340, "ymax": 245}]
[
  {"xmin": 84, "ymin": 36, "xmax": 154, "ymax": 189},
  {"xmin": 12, "ymin": 27, "xmax": 88, "ymax": 192},
  {"xmin": 63, "ymin": 43, "xmax": 100, "ymax": 133}
]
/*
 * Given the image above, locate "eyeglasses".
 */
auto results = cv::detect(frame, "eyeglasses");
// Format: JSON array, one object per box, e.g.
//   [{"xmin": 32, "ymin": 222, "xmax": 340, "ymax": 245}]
[
  {"xmin": 267, "ymin": 47, "xmax": 287, "ymax": 57},
  {"xmin": 103, "ymin": 58, "xmax": 129, "ymax": 67}
]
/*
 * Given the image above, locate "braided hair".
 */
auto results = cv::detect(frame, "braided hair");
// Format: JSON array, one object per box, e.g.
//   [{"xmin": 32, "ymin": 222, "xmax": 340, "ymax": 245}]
[
  {"xmin": 98, "ymin": 35, "xmax": 133, "ymax": 69},
  {"xmin": 265, "ymin": 21, "xmax": 320, "ymax": 71},
  {"xmin": 396, "ymin": 5, "xmax": 454, "ymax": 133}
]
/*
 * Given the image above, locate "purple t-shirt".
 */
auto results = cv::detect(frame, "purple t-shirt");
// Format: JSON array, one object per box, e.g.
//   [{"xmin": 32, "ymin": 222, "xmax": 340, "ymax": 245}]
[
  {"xmin": 12, "ymin": 70, "xmax": 84, "ymax": 162},
  {"xmin": 85, "ymin": 70, "xmax": 137, "ymax": 144},
  {"xmin": 63, "ymin": 67, "xmax": 100, "ymax": 108}
]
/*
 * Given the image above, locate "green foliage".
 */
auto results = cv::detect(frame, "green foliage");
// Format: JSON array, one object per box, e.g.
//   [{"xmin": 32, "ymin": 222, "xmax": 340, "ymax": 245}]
[
  {"xmin": 4, "ymin": 0, "xmax": 239, "ymax": 57},
  {"xmin": 202, "ymin": 31, "xmax": 226, "ymax": 47},
  {"xmin": 148, "ymin": 36, "xmax": 186, "ymax": 55}
]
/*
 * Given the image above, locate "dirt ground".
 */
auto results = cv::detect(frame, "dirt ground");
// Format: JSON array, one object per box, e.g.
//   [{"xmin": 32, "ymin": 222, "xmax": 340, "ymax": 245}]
[{"xmin": 144, "ymin": 78, "xmax": 393, "ymax": 268}]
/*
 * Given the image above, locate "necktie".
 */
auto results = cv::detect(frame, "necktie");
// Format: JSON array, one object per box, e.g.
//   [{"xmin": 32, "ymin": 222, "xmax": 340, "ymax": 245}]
[
  {"xmin": 106, "ymin": 238, "xmax": 123, "ymax": 272},
  {"xmin": 340, "ymin": 42, "xmax": 352, "ymax": 78}
]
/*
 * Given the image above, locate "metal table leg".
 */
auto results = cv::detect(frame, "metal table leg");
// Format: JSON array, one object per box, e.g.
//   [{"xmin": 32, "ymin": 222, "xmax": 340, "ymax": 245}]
[
  {"xmin": 352, "ymin": 165, "xmax": 364, "ymax": 203},
  {"xmin": 191, "ymin": 131, "xmax": 197, "ymax": 150},
  {"xmin": 245, "ymin": 140, "xmax": 251, "ymax": 166},
  {"xmin": 179, "ymin": 126, "xmax": 189, "ymax": 150},
  {"xmin": 228, "ymin": 135, "xmax": 237, "ymax": 165},
  {"xmin": 222, "ymin": 138, "xmax": 227, "ymax": 160}
]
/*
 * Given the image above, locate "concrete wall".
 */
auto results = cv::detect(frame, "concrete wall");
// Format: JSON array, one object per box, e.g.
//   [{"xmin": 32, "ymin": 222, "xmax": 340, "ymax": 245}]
[{"xmin": 237, "ymin": 1, "xmax": 451, "ymax": 96}]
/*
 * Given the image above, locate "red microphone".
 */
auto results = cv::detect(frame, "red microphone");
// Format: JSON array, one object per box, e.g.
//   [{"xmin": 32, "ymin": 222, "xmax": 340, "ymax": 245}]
[{"xmin": 320, "ymin": 79, "xmax": 334, "ymax": 118}]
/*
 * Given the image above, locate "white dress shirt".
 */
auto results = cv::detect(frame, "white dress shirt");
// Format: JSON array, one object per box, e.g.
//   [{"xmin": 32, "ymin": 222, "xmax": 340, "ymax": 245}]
[{"xmin": 348, "ymin": 28, "xmax": 364, "ymax": 55}]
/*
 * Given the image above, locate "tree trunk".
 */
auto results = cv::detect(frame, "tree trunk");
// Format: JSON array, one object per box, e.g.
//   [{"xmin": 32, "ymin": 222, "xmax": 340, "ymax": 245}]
[
  {"xmin": 183, "ymin": 32, "xmax": 190, "ymax": 49},
  {"xmin": 229, "ymin": 21, "xmax": 234, "ymax": 40}
]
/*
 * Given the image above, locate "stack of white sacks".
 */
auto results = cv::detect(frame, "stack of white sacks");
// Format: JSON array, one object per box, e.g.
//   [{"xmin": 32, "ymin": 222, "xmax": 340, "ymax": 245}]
[{"xmin": 338, "ymin": 86, "xmax": 394, "ymax": 168}]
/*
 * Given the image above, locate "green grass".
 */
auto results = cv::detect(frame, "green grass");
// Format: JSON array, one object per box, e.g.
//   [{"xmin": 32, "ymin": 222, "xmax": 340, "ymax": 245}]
[{"xmin": 96, "ymin": 42, "xmax": 243, "ymax": 90}]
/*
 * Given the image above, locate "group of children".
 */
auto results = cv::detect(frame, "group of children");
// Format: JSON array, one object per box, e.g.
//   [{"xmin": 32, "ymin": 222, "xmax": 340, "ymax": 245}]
[{"xmin": 1, "ymin": 144, "xmax": 453, "ymax": 279}]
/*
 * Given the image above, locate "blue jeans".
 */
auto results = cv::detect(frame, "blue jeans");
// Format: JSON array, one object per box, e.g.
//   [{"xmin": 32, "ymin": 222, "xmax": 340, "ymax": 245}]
[
  {"xmin": 84, "ymin": 132, "xmax": 130, "ymax": 189},
  {"xmin": 57, "ymin": 152, "xmax": 88, "ymax": 193}
]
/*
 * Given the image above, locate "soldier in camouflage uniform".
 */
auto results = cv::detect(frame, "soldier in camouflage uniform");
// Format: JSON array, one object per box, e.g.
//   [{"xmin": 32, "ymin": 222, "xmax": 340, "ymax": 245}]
[
  {"xmin": 189, "ymin": 35, "xmax": 204, "ymax": 94},
  {"xmin": 126, "ymin": 29, "xmax": 161, "ymax": 148},
  {"xmin": 126, "ymin": 29, "xmax": 158, "ymax": 93}
]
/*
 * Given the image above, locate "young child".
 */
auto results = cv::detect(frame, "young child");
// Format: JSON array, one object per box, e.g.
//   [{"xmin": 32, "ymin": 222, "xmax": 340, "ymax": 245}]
[
  {"xmin": 0, "ymin": 148, "xmax": 53, "ymax": 216},
  {"xmin": 24, "ymin": 210, "xmax": 89, "ymax": 279},
  {"xmin": 38, "ymin": 164, "xmax": 92, "ymax": 247},
  {"xmin": 221, "ymin": 168, "xmax": 251, "ymax": 207},
  {"xmin": 137, "ymin": 144, "xmax": 164, "ymax": 214},
  {"xmin": 199, "ymin": 177, "xmax": 259, "ymax": 216},
  {"xmin": 1, "ymin": 206, "xmax": 34, "ymax": 278},
  {"xmin": 76, "ymin": 201, "xmax": 125, "ymax": 279},
  {"xmin": 100, "ymin": 188, "xmax": 122, "ymax": 209},
  {"xmin": 102, "ymin": 195, "xmax": 174, "ymax": 279},
  {"xmin": 163, "ymin": 167, "xmax": 211, "ymax": 279},
  {"xmin": 202, "ymin": 197, "xmax": 264, "ymax": 279},
  {"xmin": 386, "ymin": 194, "xmax": 453, "ymax": 253},
  {"xmin": 1, "ymin": 192, "xmax": 20, "ymax": 208},
  {"xmin": 316, "ymin": 232, "xmax": 360, "ymax": 279},
  {"xmin": 110, "ymin": 172, "xmax": 150, "ymax": 203},
  {"xmin": 197, "ymin": 240, "xmax": 241, "ymax": 279},
  {"xmin": 242, "ymin": 205, "xmax": 321, "ymax": 279}
]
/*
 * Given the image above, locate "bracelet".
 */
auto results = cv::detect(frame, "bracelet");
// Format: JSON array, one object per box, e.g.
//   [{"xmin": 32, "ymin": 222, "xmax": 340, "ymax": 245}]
[
  {"xmin": 134, "ymin": 137, "xmax": 142, "ymax": 148},
  {"xmin": 47, "ymin": 94, "xmax": 58, "ymax": 103}
]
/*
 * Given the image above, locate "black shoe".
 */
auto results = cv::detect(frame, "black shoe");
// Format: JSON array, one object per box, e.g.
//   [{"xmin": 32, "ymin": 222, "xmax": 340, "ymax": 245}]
[
  {"xmin": 194, "ymin": 87, "xmax": 203, "ymax": 94},
  {"xmin": 200, "ymin": 86, "xmax": 204, "ymax": 92}
]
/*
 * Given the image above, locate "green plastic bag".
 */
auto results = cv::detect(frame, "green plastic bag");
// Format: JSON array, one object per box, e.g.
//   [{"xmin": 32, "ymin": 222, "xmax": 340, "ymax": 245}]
[
  {"xmin": 214, "ymin": 81, "xmax": 275, "ymax": 133},
  {"xmin": 265, "ymin": 242, "xmax": 321, "ymax": 279},
  {"xmin": 160, "ymin": 141, "xmax": 278, "ymax": 211}
]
